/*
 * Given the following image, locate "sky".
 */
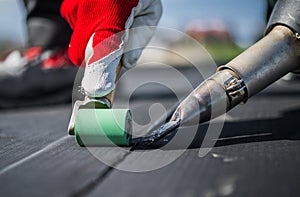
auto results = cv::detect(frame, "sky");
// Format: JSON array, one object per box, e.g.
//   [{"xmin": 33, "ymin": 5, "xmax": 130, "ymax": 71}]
[
  {"xmin": 0, "ymin": 0, "xmax": 26, "ymax": 44},
  {"xmin": 159, "ymin": 0, "xmax": 267, "ymax": 46},
  {"xmin": 0, "ymin": 0, "xmax": 267, "ymax": 47}
]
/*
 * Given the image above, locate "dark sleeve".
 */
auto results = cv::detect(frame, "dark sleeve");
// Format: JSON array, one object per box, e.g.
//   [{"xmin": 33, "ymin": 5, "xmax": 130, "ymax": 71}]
[{"xmin": 23, "ymin": 0, "xmax": 72, "ymax": 48}]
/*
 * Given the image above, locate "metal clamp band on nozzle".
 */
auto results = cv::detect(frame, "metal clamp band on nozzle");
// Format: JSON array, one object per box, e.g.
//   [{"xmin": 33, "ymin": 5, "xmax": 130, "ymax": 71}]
[
  {"xmin": 223, "ymin": 75, "xmax": 247, "ymax": 108},
  {"xmin": 207, "ymin": 67, "xmax": 248, "ymax": 111}
]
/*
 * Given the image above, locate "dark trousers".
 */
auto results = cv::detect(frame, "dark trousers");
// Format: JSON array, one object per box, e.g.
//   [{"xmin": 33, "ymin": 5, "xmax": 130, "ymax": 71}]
[{"xmin": 23, "ymin": 0, "xmax": 72, "ymax": 49}]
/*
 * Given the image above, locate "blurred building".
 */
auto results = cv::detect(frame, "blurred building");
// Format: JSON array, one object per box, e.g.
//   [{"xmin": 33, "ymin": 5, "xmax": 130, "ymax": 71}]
[
  {"xmin": 183, "ymin": 19, "xmax": 244, "ymax": 64},
  {"xmin": 185, "ymin": 19, "xmax": 232, "ymax": 45}
]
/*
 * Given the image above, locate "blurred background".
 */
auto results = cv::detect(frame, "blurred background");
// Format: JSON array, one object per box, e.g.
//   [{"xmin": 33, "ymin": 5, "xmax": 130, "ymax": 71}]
[{"xmin": 0, "ymin": 0, "xmax": 267, "ymax": 64}]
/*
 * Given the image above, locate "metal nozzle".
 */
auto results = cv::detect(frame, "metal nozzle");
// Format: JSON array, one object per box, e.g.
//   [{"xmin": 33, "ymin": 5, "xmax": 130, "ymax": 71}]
[
  {"xmin": 219, "ymin": 25, "xmax": 300, "ymax": 98},
  {"xmin": 170, "ymin": 70, "xmax": 242, "ymax": 126},
  {"xmin": 133, "ymin": 25, "xmax": 299, "ymax": 146},
  {"xmin": 130, "ymin": 120, "xmax": 181, "ymax": 146},
  {"xmin": 169, "ymin": 25, "xmax": 299, "ymax": 127}
]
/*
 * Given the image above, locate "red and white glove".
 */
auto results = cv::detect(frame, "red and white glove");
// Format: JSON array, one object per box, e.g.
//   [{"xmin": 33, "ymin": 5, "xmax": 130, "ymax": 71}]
[{"xmin": 61, "ymin": 0, "xmax": 162, "ymax": 98}]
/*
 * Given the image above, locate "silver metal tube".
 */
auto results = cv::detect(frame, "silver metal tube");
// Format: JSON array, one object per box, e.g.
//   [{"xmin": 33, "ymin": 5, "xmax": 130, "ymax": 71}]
[
  {"xmin": 172, "ymin": 26, "xmax": 299, "ymax": 126},
  {"xmin": 171, "ymin": 70, "xmax": 232, "ymax": 125},
  {"xmin": 219, "ymin": 26, "xmax": 300, "ymax": 98}
]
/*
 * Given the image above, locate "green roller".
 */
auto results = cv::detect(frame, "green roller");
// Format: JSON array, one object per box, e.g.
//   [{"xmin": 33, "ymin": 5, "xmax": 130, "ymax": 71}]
[{"xmin": 75, "ymin": 109, "xmax": 132, "ymax": 146}]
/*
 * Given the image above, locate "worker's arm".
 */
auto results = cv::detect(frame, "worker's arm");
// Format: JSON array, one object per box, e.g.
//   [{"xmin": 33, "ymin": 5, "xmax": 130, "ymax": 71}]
[
  {"xmin": 61, "ymin": 0, "xmax": 162, "ymax": 99},
  {"xmin": 62, "ymin": 0, "xmax": 162, "ymax": 135}
]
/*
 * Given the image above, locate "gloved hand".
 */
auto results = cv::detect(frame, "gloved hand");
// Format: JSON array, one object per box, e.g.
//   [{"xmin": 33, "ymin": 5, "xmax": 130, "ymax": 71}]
[{"xmin": 61, "ymin": 0, "xmax": 162, "ymax": 98}]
